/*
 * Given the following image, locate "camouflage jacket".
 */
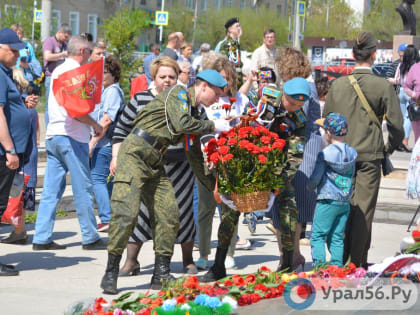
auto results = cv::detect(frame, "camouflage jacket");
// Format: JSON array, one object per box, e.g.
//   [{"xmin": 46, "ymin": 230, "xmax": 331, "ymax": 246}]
[
  {"xmin": 132, "ymin": 85, "xmax": 216, "ymax": 191},
  {"xmin": 270, "ymin": 108, "xmax": 307, "ymax": 181},
  {"xmin": 219, "ymin": 36, "xmax": 243, "ymax": 87}
]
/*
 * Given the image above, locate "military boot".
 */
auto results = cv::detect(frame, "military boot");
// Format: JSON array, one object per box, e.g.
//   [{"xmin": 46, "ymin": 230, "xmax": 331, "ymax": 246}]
[
  {"xmin": 276, "ymin": 249, "xmax": 294, "ymax": 272},
  {"xmin": 200, "ymin": 247, "xmax": 228, "ymax": 283},
  {"xmin": 100, "ymin": 253, "xmax": 122, "ymax": 294},
  {"xmin": 150, "ymin": 255, "xmax": 176, "ymax": 290}
]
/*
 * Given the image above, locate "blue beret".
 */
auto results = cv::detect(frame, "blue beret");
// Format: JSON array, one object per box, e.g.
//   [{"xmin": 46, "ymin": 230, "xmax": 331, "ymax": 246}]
[
  {"xmin": 398, "ymin": 43, "xmax": 407, "ymax": 52},
  {"xmin": 196, "ymin": 69, "xmax": 227, "ymax": 88},
  {"xmin": 283, "ymin": 77, "xmax": 311, "ymax": 101}
]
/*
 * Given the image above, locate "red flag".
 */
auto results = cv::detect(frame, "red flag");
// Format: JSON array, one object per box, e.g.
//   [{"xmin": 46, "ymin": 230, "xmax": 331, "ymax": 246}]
[{"xmin": 52, "ymin": 59, "xmax": 103, "ymax": 118}]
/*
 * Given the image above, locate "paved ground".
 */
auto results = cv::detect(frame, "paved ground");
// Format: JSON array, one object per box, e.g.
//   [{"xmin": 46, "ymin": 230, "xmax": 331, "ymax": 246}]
[{"xmin": 1, "ymin": 213, "xmax": 420, "ymax": 314}]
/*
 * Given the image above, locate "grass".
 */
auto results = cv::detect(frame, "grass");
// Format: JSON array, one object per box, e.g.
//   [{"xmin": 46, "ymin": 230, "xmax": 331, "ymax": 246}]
[
  {"xmin": 36, "ymin": 95, "xmax": 46, "ymax": 114},
  {"xmin": 25, "ymin": 209, "xmax": 68, "ymax": 223}
]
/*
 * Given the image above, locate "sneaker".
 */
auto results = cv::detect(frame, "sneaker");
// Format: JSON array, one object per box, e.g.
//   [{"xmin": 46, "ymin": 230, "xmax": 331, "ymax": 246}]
[
  {"xmin": 195, "ymin": 257, "xmax": 208, "ymax": 270},
  {"xmin": 224, "ymin": 256, "xmax": 237, "ymax": 269},
  {"xmin": 97, "ymin": 223, "xmax": 109, "ymax": 232},
  {"xmin": 235, "ymin": 239, "xmax": 252, "ymax": 250},
  {"xmin": 245, "ymin": 212, "xmax": 257, "ymax": 234},
  {"xmin": 265, "ymin": 223, "xmax": 277, "ymax": 235}
]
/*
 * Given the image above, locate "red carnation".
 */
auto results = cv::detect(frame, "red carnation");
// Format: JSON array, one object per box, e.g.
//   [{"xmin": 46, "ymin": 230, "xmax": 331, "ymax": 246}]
[
  {"xmin": 175, "ymin": 295, "xmax": 187, "ymax": 304},
  {"xmin": 232, "ymin": 274, "xmax": 245, "ymax": 286},
  {"xmin": 296, "ymin": 283, "xmax": 314, "ymax": 300},
  {"xmin": 227, "ymin": 130, "xmax": 237, "ymax": 138},
  {"xmin": 245, "ymin": 274, "xmax": 256, "ymax": 284},
  {"xmin": 260, "ymin": 266, "xmax": 272, "ymax": 272},
  {"xmin": 251, "ymin": 128, "xmax": 260, "ymax": 136},
  {"xmin": 272, "ymin": 139, "xmax": 286, "ymax": 150},
  {"xmin": 239, "ymin": 140, "xmax": 251, "ymax": 148},
  {"xmin": 222, "ymin": 104, "xmax": 231, "ymax": 110},
  {"xmin": 227, "ymin": 138, "xmax": 238, "ymax": 145},
  {"xmin": 219, "ymin": 145, "xmax": 230, "ymax": 155},
  {"xmin": 217, "ymin": 137, "xmax": 227, "ymax": 146},
  {"xmin": 254, "ymin": 283, "xmax": 269, "ymax": 292},
  {"xmin": 260, "ymin": 146, "xmax": 271, "ymax": 153},
  {"xmin": 256, "ymin": 126, "xmax": 270, "ymax": 134},
  {"xmin": 221, "ymin": 153, "xmax": 234, "ymax": 162},
  {"xmin": 258, "ymin": 154, "xmax": 267, "ymax": 164},
  {"xmin": 183, "ymin": 275, "xmax": 199, "ymax": 289},
  {"xmin": 269, "ymin": 131, "xmax": 279, "ymax": 139},
  {"xmin": 210, "ymin": 152, "xmax": 220, "ymax": 164},
  {"xmin": 261, "ymin": 136, "xmax": 272, "ymax": 144},
  {"xmin": 228, "ymin": 97, "xmax": 237, "ymax": 103},
  {"xmin": 412, "ymin": 230, "xmax": 420, "ymax": 242},
  {"xmin": 223, "ymin": 279, "xmax": 233, "ymax": 286}
]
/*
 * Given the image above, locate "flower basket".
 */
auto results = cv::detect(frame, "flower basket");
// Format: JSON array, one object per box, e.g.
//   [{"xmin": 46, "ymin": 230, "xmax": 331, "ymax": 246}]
[
  {"xmin": 204, "ymin": 119, "xmax": 287, "ymax": 212},
  {"xmin": 230, "ymin": 190, "xmax": 271, "ymax": 213}
]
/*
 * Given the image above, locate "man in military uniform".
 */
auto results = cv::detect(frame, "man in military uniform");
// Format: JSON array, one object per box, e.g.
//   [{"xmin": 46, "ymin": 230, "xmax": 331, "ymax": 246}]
[
  {"xmin": 101, "ymin": 70, "xmax": 231, "ymax": 294},
  {"xmin": 324, "ymin": 31, "xmax": 404, "ymax": 268},
  {"xmin": 218, "ymin": 17, "xmax": 243, "ymax": 88},
  {"xmin": 201, "ymin": 77, "xmax": 311, "ymax": 282}
]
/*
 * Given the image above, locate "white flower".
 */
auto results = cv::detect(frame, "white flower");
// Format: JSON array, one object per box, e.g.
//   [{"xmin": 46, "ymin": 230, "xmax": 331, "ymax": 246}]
[
  {"xmin": 180, "ymin": 303, "xmax": 191, "ymax": 310},
  {"xmin": 222, "ymin": 296, "xmax": 238, "ymax": 310}
]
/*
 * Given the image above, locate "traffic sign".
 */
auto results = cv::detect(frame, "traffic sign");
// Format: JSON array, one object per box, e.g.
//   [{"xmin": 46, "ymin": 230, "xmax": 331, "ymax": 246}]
[
  {"xmin": 156, "ymin": 11, "xmax": 169, "ymax": 26},
  {"xmin": 34, "ymin": 9, "xmax": 42, "ymax": 23},
  {"xmin": 298, "ymin": 1, "xmax": 306, "ymax": 17}
]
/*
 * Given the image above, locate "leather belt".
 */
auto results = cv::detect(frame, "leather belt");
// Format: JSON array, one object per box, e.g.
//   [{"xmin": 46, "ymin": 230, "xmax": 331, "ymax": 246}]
[{"xmin": 132, "ymin": 128, "xmax": 168, "ymax": 155}]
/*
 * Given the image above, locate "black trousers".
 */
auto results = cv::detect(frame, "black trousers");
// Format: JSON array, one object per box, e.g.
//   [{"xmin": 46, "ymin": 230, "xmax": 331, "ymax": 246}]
[{"xmin": 0, "ymin": 155, "xmax": 18, "ymax": 217}]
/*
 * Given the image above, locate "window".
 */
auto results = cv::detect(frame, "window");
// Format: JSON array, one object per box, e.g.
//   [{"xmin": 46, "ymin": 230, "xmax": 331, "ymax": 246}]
[
  {"xmin": 240, "ymin": 0, "xmax": 246, "ymax": 8},
  {"xmin": 214, "ymin": 0, "xmax": 221, "ymax": 9},
  {"xmin": 4, "ymin": 4, "xmax": 18, "ymax": 17},
  {"xmin": 202, "ymin": 0, "xmax": 207, "ymax": 11},
  {"xmin": 51, "ymin": 9, "xmax": 61, "ymax": 35},
  {"xmin": 157, "ymin": 0, "xmax": 162, "ymax": 7},
  {"xmin": 87, "ymin": 14, "xmax": 98, "ymax": 42},
  {"xmin": 69, "ymin": 11, "xmax": 80, "ymax": 35},
  {"xmin": 186, "ymin": 0, "xmax": 193, "ymax": 9},
  {"xmin": 140, "ymin": 0, "xmax": 146, "ymax": 4}
]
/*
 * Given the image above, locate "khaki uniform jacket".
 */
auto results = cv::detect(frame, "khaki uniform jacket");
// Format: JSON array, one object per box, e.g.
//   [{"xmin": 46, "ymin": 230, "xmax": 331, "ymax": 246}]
[{"xmin": 324, "ymin": 68, "xmax": 404, "ymax": 162}]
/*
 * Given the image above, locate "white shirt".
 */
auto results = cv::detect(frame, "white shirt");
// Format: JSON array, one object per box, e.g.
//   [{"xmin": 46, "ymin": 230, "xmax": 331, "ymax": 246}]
[
  {"xmin": 46, "ymin": 58, "xmax": 92, "ymax": 143},
  {"xmin": 204, "ymin": 92, "xmax": 249, "ymax": 121},
  {"xmin": 250, "ymin": 44, "xmax": 276, "ymax": 71}
]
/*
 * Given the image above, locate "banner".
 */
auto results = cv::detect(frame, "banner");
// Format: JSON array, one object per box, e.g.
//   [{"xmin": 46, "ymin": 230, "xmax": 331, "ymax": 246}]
[{"xmin": 53, "ymin": 59, "xmax": 103, "ymax": 118}]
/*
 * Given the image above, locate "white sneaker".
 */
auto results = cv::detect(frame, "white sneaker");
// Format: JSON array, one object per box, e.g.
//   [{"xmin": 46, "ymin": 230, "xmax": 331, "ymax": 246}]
[{"xmin": 225, "ymin": 256, "xmax": 237, "ymax": 269}]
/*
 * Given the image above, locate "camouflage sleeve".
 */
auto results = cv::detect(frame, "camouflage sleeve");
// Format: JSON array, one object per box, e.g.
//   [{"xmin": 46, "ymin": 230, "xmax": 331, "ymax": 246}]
[
  {"xmin": 218, "ymin": 39, "xmax": 231, "ymax": 60},
  {"xmin": 284, "ymin": 118, "xmax": 306, "ymax": 181},
  {"xmin": 166, "ymin": 87, "xmax": 215, "ymax": 135},
  {"xmin": 185, "ymin": 137, "xmax": 215, "ymax": 192}
]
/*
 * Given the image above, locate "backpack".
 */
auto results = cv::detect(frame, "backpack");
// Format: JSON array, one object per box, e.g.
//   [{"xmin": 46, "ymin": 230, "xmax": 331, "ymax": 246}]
[{"xmin": 106, "ymin": 86, "xmax": 125, "ymax": 139}]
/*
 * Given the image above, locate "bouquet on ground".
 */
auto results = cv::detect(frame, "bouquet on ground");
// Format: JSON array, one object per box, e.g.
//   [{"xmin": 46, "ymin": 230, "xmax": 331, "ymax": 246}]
[{"xmin": 204, "ymin": 124, "xmax": 287, "ymax": 212}]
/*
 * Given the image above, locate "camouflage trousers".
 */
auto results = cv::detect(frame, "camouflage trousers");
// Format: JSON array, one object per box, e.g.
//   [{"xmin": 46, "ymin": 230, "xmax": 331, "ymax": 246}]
[
  {"xmin": 107, "ymin": 134, "xmax": 179, "ymax": 257},
  {"xmin": 274, "ymin": 187, "xmax": 298, "ymax": 252},
  {"xmin": 217, "ymin": 203, "xmax": 241, "ymax": 249}
]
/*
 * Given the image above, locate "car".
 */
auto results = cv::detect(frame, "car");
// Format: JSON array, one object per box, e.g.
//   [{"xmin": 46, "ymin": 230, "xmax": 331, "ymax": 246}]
[
  {"xmin": 313, "ymin": 58, "xmax": 356, "ymax": 80},
  {"xmin": 372, "ymin": 62, "xmax": 393, "ymax": 78}
]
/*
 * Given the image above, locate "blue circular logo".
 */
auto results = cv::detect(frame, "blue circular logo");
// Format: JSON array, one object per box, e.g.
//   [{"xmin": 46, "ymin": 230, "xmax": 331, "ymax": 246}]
[{"xmin": 283, "ymin": 278, "xmax": 316, "ymax": 310}]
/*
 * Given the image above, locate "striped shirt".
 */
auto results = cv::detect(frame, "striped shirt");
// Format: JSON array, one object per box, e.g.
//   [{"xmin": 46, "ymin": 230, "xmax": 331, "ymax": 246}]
[{"xmin": 112, "ymin": 89, "xmax": 154, "ymax": 144}]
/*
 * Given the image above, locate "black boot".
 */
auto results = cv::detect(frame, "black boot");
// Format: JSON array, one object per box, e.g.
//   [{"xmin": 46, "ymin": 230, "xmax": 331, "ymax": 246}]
[
  {"xmin": 150, "ymin": 255, "xmax": 175, "ymax": 290},
  {"xmin": 100, "ymin": 253, "xmax": 122, "ymax": 294},
  {"xmin": 200, "ymin": 247, "xmax": 228, "ymax": 283},
  {"xmin": 277, "ymin": 249, "xmax": 294, "ymax": 272}
]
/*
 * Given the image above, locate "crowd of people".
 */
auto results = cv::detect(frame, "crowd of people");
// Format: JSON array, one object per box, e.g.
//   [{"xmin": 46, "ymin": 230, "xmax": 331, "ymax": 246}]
[{"xmin": 0, "ymin": 18, "xmax": 411, "ymax": 296}]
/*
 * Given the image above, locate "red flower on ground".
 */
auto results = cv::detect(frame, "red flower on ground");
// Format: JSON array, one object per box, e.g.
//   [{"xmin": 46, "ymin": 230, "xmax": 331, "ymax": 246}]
[
  {"xmin": 139, "ymin": 308, "xmax": 151, "ymax": 315},
  {"xmin": 223, "ymin": 279, "xmax": 233, "ymax": 286},
  {"xmin": 254, "ymin": 283, "xmax": 269, "ymax": 292},
  {"xmin": 232, "ymin": 274, "xmax": 245, "ymax": 286},
  {"xmin": 183, "ymin": 276, "xmax": 199, "ymax": 289},
  {"xmin": 245, "ymin": 274, "xmax": 256, "ymax": 284},
  {"xmin": 345, "ymin": 262, "xmax": 356, "ymax": 274},
  {"xmin": 260, "ymin": 136, "xmax": 272, "ymax": 144},
  {"xmin": 258, "ymin": 154, "xmax": 267, "ymax": 164},
  {"xmin": 227, "ymin": 138, "xmax": 238, "ymax": 145},
  {"xmin": 139, "ymin": 297, "xmax": 153, "ymax": 304},
  {"xmin": 214, "ymin": 288, "xmax": 229, "ymax": 296},
  {"xmin": 175, "ymin": 295, "xmax": 187, "ymax": 304},
  {"xmin": 260, "ymin": 266, "xmax": 272, "ymax": 272},
  {"xmin": 218, "ymin": 145, "xmax": 230, "ymax": 155},
  {"xmin": 151, "ymin": 298, "xmax": 163, "ymax": 307},
  {"xmin": 296, "ymin": 283, "xmax": 314, "ymax": 300},
  {"xmin": 238, "ymin": 293, "xmax": 252, "ymax": 306}
]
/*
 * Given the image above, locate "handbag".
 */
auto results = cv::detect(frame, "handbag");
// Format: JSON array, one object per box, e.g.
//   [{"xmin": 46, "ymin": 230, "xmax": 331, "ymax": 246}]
[
  {"xmin": 348, "ymin": 75, "xmax": 394, "ymax": 176},
  {"xmin": 407, "ymin": 100, "xmax": 420, "ymax": 121}
]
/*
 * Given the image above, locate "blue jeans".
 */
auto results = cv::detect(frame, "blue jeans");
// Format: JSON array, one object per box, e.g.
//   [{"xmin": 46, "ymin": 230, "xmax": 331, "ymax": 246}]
[
  {"xmin": 91, "ymin": 145, "xmax": 113, "ymax": 223},
  {"xmin": 44, "ymin": 75, "xmax": 51, "ymax": 127},
  {"xmin": 33, "ymin": 136, "xmax": 99, "ymax": 245},
  {"xmin": 400, "ymin": 88, "xmax": 412, "ymax": 139},
  {"xmin": 311, "ymin": 200, "xmax": 350, "ymax": 267}
]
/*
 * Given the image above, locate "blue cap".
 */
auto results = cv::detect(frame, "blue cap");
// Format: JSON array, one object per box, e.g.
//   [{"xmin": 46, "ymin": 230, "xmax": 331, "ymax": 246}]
[
  {"xmin": 398, "ymin": 43, "xmax": 407, "ymax": 52},
  {"xmin": 196, "ymin": 69, "xmax": 227, "ymax": 88},
  {"xmin": 0, "ymin": 28, "xmax": 26, "ymax": 50},
  {"xmin": 316, "ymin": 112, "xmax": 348, "ymax": 136},
  {"xmin": 283, "ymin": 77, "xmax": 311, "ymax": 101}
]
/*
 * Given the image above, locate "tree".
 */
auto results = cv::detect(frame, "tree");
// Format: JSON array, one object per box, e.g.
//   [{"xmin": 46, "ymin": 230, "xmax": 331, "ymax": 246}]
[
  {"xmin": 363, "ymin": 0, "xmax": 402, "ymax": 40},
  {"xmin": 101, "ymin": 8, "xmax": 149, "ymax": 99}
]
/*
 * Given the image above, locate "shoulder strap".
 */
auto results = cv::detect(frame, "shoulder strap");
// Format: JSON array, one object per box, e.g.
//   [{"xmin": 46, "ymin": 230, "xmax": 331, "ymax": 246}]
[{"xmin": 348, "ymin": 75, "xmax": 381, "ymax": 129}]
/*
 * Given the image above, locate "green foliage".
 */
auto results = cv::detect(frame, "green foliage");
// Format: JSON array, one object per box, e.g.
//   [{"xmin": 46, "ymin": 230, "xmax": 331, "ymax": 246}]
[
  {"xmin": 165, "ymin": 3, "xmax": 194, "ymax": 43},
  {"xmin": 101, "ymin": 8, "xmax": 149, "ymax": 99},
  {"xmin": 25, "ymin": 211, "xmax": 37, "ymax": 223},
  {"xmin": 305, "ymin": 0, "xmax": 359, "ymax": 40},
  {"xmin": 363, "ymin": 0, "xmax": 402, "ymax": 40}
]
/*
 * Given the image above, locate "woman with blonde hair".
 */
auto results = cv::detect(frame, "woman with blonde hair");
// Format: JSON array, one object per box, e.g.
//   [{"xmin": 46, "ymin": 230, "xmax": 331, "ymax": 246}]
[{"xmin": 111, "ymin": 56, "xmax": 199, "ymax": 275}]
